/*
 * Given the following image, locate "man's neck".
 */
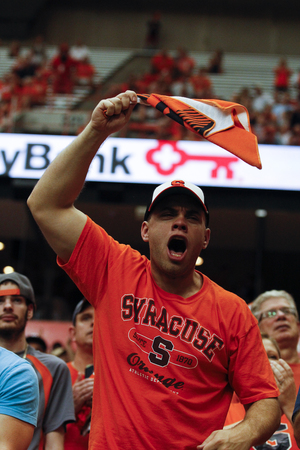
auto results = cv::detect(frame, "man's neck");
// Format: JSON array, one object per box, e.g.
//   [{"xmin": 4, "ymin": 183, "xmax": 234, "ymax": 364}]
[
  {"xmin": 151, "ymin": 266, "xmax": 202, "ymax": 298},
  {"xmin": 72, "ymin": 347, "xmax": 93, "ymax": 373},
  {"xmin": 279, "ymin": 346, "xmax": 300, "ymax": 364},
  {"xmin": 0, "ymin": 334, "xmax": 27, "ymax": 354}
]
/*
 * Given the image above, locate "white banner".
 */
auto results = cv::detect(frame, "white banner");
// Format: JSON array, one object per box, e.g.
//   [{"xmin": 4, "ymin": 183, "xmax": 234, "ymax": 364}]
[{"xmin": 0, "ymin": 133, "xmax": 299, "ymax": 191}]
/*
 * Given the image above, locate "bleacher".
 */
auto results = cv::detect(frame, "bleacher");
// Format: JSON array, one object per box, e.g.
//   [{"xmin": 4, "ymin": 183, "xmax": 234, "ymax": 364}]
[
  {"xmin": 189, "ymin": 51, "xmax": 300, "ymax": 100},
  {"xmin": 0, "ymin": 45, "xmax": 135, "ymax": 111},
  {"xmin": 40, "ymin": 46, "xmax": 135, "ymax": 110},
  {"xmin": 0, "ymin": 45, "xmax": 136, "ymax": 134},
  {"xmin": 2, "ymin": 46, "xmax": 300, "ymax": 134}
]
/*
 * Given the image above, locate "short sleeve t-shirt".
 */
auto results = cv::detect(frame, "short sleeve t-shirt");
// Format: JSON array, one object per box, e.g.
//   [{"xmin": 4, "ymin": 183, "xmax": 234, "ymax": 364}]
[
  {"xmin": 59, "ymin": 217, "xmax": 279, "ymax": 450},
  {"xmin": 0, "ymin": 347, "xmax": 38, "ymax": 426}
]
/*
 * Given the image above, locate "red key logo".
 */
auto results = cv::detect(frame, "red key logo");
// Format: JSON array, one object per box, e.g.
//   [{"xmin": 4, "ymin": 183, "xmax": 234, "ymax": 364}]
[{"xmin": 146, "ymin": 141, "xmax": 238, "ymax": 178}]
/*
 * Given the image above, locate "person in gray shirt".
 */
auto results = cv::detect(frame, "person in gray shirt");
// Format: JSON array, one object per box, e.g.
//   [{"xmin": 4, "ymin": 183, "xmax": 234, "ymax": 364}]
[{"xmin": 0, "ymin": 271, "xmax": 75, "ymax": 450}]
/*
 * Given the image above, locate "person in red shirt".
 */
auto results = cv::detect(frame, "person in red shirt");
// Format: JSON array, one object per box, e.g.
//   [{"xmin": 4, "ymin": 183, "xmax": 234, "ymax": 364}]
[
  {"xmin": 251, "ymin": 290, "xmax": 300, "ymax": 385},
  {"xmin": 226, "ymin": 333, "xmax": 297, "ymax": 450},
  {"xmin": 65, "ymin": 299, "xmax": 94, "ymax": 450},
  {"xmin": 190, "ymin": 67, "xmax": 213, "ymax": 98},
  {"xmin": 274, "ymin": 58, "xmax": 292, "ymax": 92},
  {"xmin": 28, "ymin": 90, "xmax": 281, "ymax": 450},
  {"xmin": 75, "ymin": 57, "xmax": 96, "ymax": 90},
  {"xmin": 151, "ymin": 49, "xmax": 174, "ymax": 75},
  {"xmin": 173, "ymin": 47, "xmax": 195, "ymax": 78},
  {"xmin": 51, "ymin": 43, "xmax": 77, "ymax": 94},
  {"xmin": 251, "ymin": 290, "xmax": 300, "ymax": 449}
]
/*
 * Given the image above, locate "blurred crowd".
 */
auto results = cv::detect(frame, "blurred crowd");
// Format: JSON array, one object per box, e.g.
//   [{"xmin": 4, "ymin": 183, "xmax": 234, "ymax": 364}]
[
  {"xmin": 1, "ymin": 38, "xmax": 300, "ymax": 146},
  {"xmin": 0, "ymin": 36, "xmax": 97, "ymax": 130}
]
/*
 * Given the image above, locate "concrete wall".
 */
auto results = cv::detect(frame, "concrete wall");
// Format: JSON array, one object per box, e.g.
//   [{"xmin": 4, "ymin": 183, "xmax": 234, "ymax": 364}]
[{"xmin": 36, "ymin": 7, "xmax": 300, "ymax": 55}]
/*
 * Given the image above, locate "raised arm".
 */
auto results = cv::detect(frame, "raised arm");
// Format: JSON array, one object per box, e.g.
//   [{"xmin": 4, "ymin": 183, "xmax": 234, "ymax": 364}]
[{"xmin": 27, "ymin": 90, "xmax": 137, "ymax": 262}]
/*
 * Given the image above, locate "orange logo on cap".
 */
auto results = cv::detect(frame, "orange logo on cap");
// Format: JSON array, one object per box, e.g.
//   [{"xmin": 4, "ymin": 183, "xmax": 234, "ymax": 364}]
[{"xmin": 171, "ymin": 180, "xmax": 185, "ymax": 187}]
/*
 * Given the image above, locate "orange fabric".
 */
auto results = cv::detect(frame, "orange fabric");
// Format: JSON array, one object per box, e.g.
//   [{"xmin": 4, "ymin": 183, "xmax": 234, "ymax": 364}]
[
  {"xmin": 58, "ymin": 217, "xmax": 279, "ymax": 450},
  {"xmin": 0, "ymin": 288, "xmax": 20, "ymax": 297},
  {"xmin": 225, "ymin": 362, "xmax": 300, "ymax": 449},
  {"xmin": 137, "ymin": 93, "xmax": 262, "ymax": 169},
  {"xmin": 26, "ymin": 354, "xmax": 53, "ymax": 411},
  {"xmin": 26, "ymin": 354, "xmax": 53, "ymax": 450},
  {"xmin": 225, "ymin": 401, "xmax": 298, "ymax": 449}
]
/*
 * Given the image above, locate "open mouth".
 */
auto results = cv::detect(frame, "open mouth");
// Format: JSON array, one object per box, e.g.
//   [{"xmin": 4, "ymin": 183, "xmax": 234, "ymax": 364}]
[{"xmin": 168, "ymin": 237, "xmax": 187, "ymax": 258}]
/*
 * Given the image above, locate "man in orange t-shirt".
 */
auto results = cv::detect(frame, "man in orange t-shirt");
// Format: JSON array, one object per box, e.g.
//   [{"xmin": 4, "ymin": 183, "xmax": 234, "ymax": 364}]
[
  {"xmin": 28, "ymin": 90, "xmax": 281, "ymax": 450},
  {"xmin": 65, "ymin": 299, "xmax": 94, "ymax": 450}
]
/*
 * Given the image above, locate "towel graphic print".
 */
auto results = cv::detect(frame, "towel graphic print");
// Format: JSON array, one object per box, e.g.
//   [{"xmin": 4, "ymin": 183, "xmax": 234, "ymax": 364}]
[{"xmin": 137, "ymin": 93, "xmax": 261, "ymax": 169}]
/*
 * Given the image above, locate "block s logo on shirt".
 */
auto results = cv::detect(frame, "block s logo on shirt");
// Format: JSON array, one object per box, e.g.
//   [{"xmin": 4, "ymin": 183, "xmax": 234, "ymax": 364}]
[{"xmin": 121, "ymin": 294, "xmax": 224, "ymax": 369}]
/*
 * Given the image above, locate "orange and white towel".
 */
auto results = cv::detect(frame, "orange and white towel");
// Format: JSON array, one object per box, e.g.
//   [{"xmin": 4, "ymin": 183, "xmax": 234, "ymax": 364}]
[{"xmin": 137, "ymin": 93, "xmax": 261, "ymax": 169}]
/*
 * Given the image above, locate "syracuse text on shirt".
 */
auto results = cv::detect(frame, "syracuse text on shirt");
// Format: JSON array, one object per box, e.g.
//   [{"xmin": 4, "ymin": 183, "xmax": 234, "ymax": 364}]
[{"xmin": 121, "ymin": 294, "xmax": 224, "ymax": 376}]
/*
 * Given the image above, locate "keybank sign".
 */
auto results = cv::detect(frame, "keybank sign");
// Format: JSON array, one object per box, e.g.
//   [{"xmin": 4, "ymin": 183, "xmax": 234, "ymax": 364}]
[{"xmin": 0, "ymin": 133, "xmax": 299, "ymax": 191}]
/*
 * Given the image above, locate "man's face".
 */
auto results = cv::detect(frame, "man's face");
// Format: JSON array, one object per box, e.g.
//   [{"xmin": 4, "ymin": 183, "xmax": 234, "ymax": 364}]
[
  {"xmin": 141, "ymin": 194, "xmax": 210, "ymax": 280},
  {"xmin": 0, "ymin": 281, "xmax": 33, "ymax": 338},
  {"xmin": 258, "ymin": 297, "xmax": 300, "ymax": 347},
  {"xmin": 72, "ymin": 305, "xmax": 94, "ymax": 349}
]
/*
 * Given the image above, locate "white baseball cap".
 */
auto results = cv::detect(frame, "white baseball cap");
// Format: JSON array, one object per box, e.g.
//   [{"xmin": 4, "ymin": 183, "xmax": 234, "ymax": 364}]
[{"xmin": 144, "ymin": 180, "xmax": 209, "ymax": 225}]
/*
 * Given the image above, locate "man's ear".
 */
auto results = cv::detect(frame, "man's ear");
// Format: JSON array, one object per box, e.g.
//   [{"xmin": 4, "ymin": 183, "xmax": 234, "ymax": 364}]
[
  {"xmin": 27, "ymin": 304, "xmax": 34, "ymax": 321},
  {"xmin": 141, "ymin": 221, "xmax": 149, "ymax": 243},
  {"xmin": 69, "ymin": 326, "xmax": 76, "ymax": 343},
  {"xmin": 203, "ymin": 228, "xmax": 211, "ymax": 249}
]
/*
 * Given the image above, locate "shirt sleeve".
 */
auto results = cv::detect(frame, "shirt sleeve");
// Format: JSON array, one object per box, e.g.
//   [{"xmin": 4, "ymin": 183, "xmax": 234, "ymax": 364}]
[
  {"xmin": 228, "ymin": 318, "xmax": 280, "ymax": 404},
  {"xmin": 0, "ymin": 359, "xmax": 39, "ymax": 426},
  {"xmin": 58, "ymin": 216, "xmax": 138, "ymax": 309}
]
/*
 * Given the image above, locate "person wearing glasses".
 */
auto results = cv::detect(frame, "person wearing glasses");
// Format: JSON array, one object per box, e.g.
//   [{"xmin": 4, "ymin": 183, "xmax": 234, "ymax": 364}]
[
  {"xmin": 251, "ymin": 290, "xmax": 300, "ymax": 448},
  {"xmin": 225, "ymin": 333, "xmax": 298, "ymax": 449},
  {"xmin": 251, "ymin": 290, "xmax": 300, "ymax": 369}
]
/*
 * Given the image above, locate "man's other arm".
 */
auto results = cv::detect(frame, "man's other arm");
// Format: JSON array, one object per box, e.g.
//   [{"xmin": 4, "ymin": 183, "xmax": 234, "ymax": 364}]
[
  {"xmin": 198, "ymin": 398, "xmax": 280, "ymax": 450},
  {"xmin": 0, "ymin": 415, "xmax": 34, "ymax": 450},
  {"xmin": 27, "ymin": 91, "xmax": 137, "ymax": 263}
]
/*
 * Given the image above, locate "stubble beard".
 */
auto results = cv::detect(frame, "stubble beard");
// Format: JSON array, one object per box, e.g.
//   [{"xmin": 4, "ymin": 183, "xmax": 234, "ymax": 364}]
[{"xmin": 0, "ymin": 318, "xmax": 27, "ymax": 341}]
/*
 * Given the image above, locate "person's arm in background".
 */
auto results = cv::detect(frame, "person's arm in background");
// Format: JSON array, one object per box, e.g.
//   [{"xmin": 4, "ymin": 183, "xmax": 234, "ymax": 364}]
[
  {"xmin": 44, "ymin": 426, "xmax": 64, "ymax": 450},
  {"xmin": 72, "ymin": 373, "xmax": 94, "ymax": 415},
  {"xmin": 27, "ymin": 90, "xmax": 137, "ymax": 263},
  {"xmin": 198, "ymin": 398, "xmax": 280, "ymax": 450},
  {"xmin": 269, "ymin": 358, "xmax": 297, "ymax": 424},
  {"xmin": 0, "ymin": 415, "xmax": 34, "ymax": 450}
]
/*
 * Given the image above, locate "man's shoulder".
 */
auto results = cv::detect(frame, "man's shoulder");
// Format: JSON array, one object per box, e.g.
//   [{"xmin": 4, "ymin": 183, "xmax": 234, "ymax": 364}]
[
  {"xmin": 201, "ymin": 274, "xmax": 253, "ymax": 321},
  {"xmin": 0, "ymin": 347, "xmax": 33, "ymax": 375},
  {"xmin": 26, "ymin": 345, "xmax": 69, "ymax": 373},
  {"xmin": 202, "ymin": 273, "xmax": 247, "ymax": 305},
  {"xmin": 0, "ymin": 347, "xmax": 20, "ymax": 366}
]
